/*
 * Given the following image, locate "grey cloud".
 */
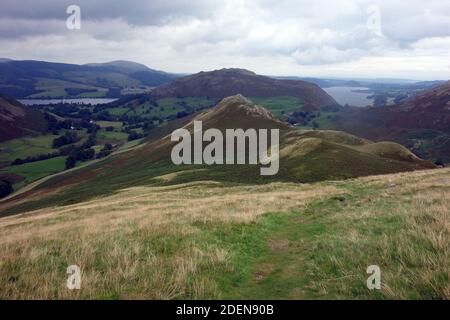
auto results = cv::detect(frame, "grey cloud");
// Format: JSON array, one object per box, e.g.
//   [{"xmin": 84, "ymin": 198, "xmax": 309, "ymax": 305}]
[
  {"xmin": 0, "ymin": 0, "xmax": 218, "ymax": 25},
  {"xmin": 0, "ymin": 0, "xmax": 449, "ymax": 79}
]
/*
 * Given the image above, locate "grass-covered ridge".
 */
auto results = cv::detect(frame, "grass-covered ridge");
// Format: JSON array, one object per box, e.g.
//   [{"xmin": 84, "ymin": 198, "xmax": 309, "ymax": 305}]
[
  {"xmin": 0, "ymin": 95, "xmax": 434, "ymax": 217},
  {"xmin": 0, "ymin": 168, "xmax": 448, "ymax": 299}
]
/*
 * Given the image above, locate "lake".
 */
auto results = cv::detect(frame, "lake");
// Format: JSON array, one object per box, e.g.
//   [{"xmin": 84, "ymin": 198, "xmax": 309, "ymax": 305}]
[
  {"xmin": 19, "ymin": 98, "xmax": 118, "ymax": 106},
  {"xmin": 323, "ymin": 87, "xmax": 373, "ymax": 107}
]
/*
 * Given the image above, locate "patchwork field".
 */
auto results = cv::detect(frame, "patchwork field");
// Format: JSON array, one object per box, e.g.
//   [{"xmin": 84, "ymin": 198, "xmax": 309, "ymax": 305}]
[
  {"xmin": 251, "ymin": 96, "xmax": 303, "ymax": 119},
  {"xmin": 28, "ymin": 78, "xmax": 108, "ymax": 99},
  {"xmin": 0, "ymin": 125, "xmax": 133, "ymax": 193},
  {"xmin": 2, "ymin": 157, "xmax": 66, "ymax": 187},
  {"xmin": 0, "ymin": 135, "xmax": 57, "ymax": 163},
  {"xmin": 0, "ymin": 168, "xmax": 448, "ymax": 299}
]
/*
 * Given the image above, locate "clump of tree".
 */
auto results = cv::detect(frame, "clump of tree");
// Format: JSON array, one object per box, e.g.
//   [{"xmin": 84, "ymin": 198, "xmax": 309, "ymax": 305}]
[
  {"xmin": 96, "ymin": 144, "xmax": 114, "ymax": 159},
  {"xmin": 127, "ymin": 131, "xmax": 145, "ymax": 141},
  {"xmin": 64, "ymin": 126, "xmax": 99, "ymax": 169},
  {"xmin": 11, "ymin": 152, "xmax": 60, "ymax": 166},
  {"xmin": 287, "ymin": 110, "xmax": 320, "ymax": 126},
  {"xmin": 82, "ymin": 133, "xmax": 97, "ymax": 149},
  {"xmin": 52, "ymin": 132, "xmax": 80, "ymax": 148},
  {"xmin": 65, "ymin": 148, "xmax": 96, "ymax": 170},
  {"xmin": 372, "ymin": 94, "xmax": 388, "ymax": 107},
  {"xmin": 0, "ymin": 180, "xmax": 13, "ymax": 199}
]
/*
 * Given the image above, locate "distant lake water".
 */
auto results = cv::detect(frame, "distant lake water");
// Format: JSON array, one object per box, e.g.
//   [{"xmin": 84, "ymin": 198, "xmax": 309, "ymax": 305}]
[
  {"xmin": 323, "ymin": 87, "xmax": 373, "ymax": 107},
  {"xmin": 19, "ymin": 98, "xmax": 118, "ymax": 106}
]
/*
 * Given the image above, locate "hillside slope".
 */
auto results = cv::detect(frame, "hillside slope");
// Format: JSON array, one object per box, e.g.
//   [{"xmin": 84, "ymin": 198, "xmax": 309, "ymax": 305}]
[
  {"xmin": 0, "ymin": 164, "xmax": 448, "ymax": 299},
  {"xmin": 333, "ymin": 81, "xmax": 450, "ymax": 162},
  {"xmin": 0, "ymin": 59, "xmax": 178, "ymax": 98},
  {"xmin": 0, "ymin": 95, "xmax": 47, "ymax": 142},
  {"xmin": 150, "ymin": 68, "xmax": 338, "ymax": 110},
  {"xmin": 0, "ymin": 95, "xmax": 434, "ymax": 216}
]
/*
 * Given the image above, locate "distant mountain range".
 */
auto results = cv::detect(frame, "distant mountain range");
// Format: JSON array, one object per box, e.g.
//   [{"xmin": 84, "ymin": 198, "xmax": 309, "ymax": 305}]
[
  {"xmin": 0, "ymin": 59, "xmax": 179, "ymax": 98},
  {"xmin": 0, "ymin": 60, "xmax": 448, "ymax": 163},
  {"xmin": 0, "ymin": 95, "xmax": 46, "ymax": 142},
  {"xmin": 276, "ymin": 76, "xmax": 444, "ymax": 89}
]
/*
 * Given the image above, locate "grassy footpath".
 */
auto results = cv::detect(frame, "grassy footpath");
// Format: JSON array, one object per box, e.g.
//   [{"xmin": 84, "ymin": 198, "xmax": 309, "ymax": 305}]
[
  {"xmin": 0, "ymin": 169, "xmax": 448, "ymax": 299},
  {"xmin": 215, "ymin": 170, "xmax": 449, "ymax": 299}
]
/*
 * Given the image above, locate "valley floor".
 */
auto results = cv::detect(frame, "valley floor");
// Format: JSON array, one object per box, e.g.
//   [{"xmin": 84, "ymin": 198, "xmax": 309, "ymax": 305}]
[{"xmin": 0, "ymin": 168, "xmax": 449, "ymax": 299}]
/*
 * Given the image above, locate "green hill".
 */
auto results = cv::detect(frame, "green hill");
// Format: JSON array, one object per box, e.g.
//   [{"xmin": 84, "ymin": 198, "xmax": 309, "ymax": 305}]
[
  {"xmin": 0, "ymin": 59, "xmax": 178, "ymax": 98},
  {"xmin": 0, "ymin": 95, "xmax": 434, "ymax": 217},
  {"xmin": 104, "ymin": 68, "xmax": 339, "ymax": 124},
  {"xmin": 150, "ymin": 68, "xmax": 338, "ymax": 111},
  {"xmin": 0, "ymin": 162, "xmax": 448, "ymax": 299}
]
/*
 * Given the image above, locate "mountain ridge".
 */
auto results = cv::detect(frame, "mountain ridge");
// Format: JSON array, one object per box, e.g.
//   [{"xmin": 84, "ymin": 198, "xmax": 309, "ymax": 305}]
[
  {"xmin": 0, "ymin": 95, "xmax": 435, "ymax": 217},
  {"xmin": 0, "ymin": 59, "xmax": 179, "ymax": 98}
]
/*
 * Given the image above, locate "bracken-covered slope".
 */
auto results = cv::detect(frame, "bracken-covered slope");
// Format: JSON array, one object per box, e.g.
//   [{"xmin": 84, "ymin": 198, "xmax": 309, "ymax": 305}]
[
  {"xmin": 0, "ymin": 95, "xmax": 47, "ymax": 142},
  {"xmin": 0, "ymin": 95, "xmax": 435, "ymax": 217},
  {"xmin": 333, "ymin": 81, "xmax": 450, "ymax": 162},
  {"xmin": 150, "ymin": 68, "xmax": 338, "ymax": 110}
]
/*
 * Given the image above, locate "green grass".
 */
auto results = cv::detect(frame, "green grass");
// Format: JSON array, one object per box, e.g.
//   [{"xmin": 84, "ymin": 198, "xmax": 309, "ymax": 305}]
[
  {"xmin": 106, "ymin": 97, "xmax": 216, "ymax": 120},
  {"xmin": 1, "ymin": 156, "xmax": 66, "ymax": 185},
  {"xmin": 0, "ymin": 135, "xmax": 58, "ymax": 163},
  {"xmin": 1, "ymin": 168, "xmax": 448, "ymax": 299},
  {"xmin": 251, "ymin": 96, "xmax": 303, "ymax": 119},
  {"xmin": 219, "ymin": 176, "xmax": 448, "ymax": 299},
  {"xmin": 97, "ymin": 130, "xmax": 129, "ymax": 142},
  {"xmin": 28, "ymin": 78, "xmax": 106, "ymax": 98},
  {"xmin": 157, "ymin": 97, "xmax": 214, "ymax": 109},
  {"xmin": 314, "ymin": 111, "xmax": 342, "ymax": 129},
  {"xmin": 95, "ymin": 121, "xmax": 123, "ymax": 129},
  {"xmin": 108, "ymin": 107, "xmax": 129, "ymax": 116},
  {"xmin": 126, "ymin": 101, "xmax": 183, "ymax": 118}
]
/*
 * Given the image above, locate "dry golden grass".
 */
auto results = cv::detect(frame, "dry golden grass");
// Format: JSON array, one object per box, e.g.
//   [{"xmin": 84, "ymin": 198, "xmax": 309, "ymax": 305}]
[
  {"xmin": 315, "ymin": 168, "xmax": 450, "ymax": 299},
  {"xmin": 0, "ymin": 168, "xmax": 448, "ymax": 299},
  {"xmin": 0, "ymin": 180, "xmax": 339, "ymax": 299},
  {"xmin": 0, "ymin": 182, "xmax": 338, "ymax": 244}
]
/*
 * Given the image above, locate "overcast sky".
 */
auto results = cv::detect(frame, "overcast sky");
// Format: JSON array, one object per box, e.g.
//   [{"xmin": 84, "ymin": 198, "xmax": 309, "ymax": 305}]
[{"xmin": 1, "ymin": 0, "xmax": 449, "ymax": 80}]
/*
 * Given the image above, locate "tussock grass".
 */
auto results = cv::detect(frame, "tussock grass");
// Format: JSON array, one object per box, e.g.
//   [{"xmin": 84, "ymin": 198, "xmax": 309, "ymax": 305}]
[
  {"xmin": 0, "ymin": 181, "xmax": 337, "ymax": 299},
  {"xmin": 0, "ymin": 168, "xmax": 448, "ymax": 299}
]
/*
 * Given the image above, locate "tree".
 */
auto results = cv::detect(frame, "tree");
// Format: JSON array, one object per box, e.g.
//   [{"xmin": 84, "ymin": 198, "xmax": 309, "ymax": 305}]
[
  {"xmin": 0, "ymin": 180, "xmax": 14, "ymax": 199},
  {"xmin": 81, "ymin": 148, "xmax": 95, "ymax": 161},
  {"xmin": 96, "ymin": 144, "xmax": 114, "ymax": 159},
  {"xmin": 128, "ymin": 131, "xmax": 144, "ymax": 141},
  {"xmin": 65, "ymin": 156, "xmax": 77, "ymax": 170},
  {"xmin": 82, "ymin": 134, "xmax": 97, "ymax": 148},
  {"xmin": 52, "ymin": 132, "xmax": 79, "ymax": 148}
]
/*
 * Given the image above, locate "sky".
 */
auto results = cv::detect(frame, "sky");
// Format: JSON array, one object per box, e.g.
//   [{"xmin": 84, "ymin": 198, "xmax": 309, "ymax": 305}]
[{"xmin": 0, "ymin": 0, "xmax": 449, "ymax": 80}]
